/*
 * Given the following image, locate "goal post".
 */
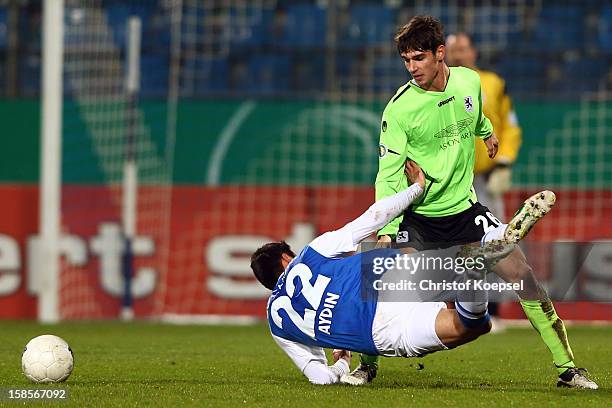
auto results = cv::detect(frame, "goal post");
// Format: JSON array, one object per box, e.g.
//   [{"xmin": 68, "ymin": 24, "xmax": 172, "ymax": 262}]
[
  {"xmin": 120, "ymin": 16, "xmax": 142, "ymax": 321},
  {"xmin": 38, "ymin": 0, "xmax": 175, "ymax": 321},
  {"xmin": 38, "ymin": 0, "xmax": 64, "ymax": 323}
]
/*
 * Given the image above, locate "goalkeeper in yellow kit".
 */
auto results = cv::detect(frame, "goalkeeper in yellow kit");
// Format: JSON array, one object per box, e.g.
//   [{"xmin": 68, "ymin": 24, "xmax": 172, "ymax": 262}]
[{"xmin": 446, "ymin": 32, "xmax": 522, "ymax": 219}]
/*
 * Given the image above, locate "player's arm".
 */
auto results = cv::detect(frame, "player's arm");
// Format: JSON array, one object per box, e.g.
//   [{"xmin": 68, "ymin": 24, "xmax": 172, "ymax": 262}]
[
  {"xmin": 310, "ymin": 163, "xmax": 424, "ymax": 258},
  {"xmin": 272, "ymin": 334, "xmax": 350, "ymax": 385},
  {"xmin": 375, "ymin": 111, "xmax": 409, "ymax": 239},
  {"xmin": 475, "ymin": 82, "xmax": 494, "ymax": 141},
  {"xmin": 475, "ymin": 80, "xmax": 497, "ymax": 158}
]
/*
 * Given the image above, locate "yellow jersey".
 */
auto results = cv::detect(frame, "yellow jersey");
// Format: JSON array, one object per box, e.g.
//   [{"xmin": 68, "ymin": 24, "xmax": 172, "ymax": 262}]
[{"xmin": 474, "ymin": 70, "xmax": 522, "ymax": 174}]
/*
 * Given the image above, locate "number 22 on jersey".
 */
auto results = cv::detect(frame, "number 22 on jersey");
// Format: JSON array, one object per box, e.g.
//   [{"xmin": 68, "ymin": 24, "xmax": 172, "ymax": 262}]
[{"xmin": 270, "ymin": 264, "xmax": 331, "ymax": 339}]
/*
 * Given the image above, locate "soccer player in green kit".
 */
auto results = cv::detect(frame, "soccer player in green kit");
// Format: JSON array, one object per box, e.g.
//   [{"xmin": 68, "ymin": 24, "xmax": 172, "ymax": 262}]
[{"xmin": 342, "ymin": 16, "xmax": 597, "ymax": 389}]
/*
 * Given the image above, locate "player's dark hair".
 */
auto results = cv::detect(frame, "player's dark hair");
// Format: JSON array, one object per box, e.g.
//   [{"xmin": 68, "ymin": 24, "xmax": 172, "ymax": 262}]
[
  {"xmin": 251, "ymin": 241, "xmax": 295, "ymax": 290},
  {"xmin": 395, "ymin": 16, "xmax": 445, "ymax": 55}
]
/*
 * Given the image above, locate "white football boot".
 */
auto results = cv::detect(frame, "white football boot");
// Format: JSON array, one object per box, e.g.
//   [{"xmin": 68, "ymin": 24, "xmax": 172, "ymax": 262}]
[
  {"xmin": 504, "ymin": 190, "xmax": 556, "ymax": 243},
  {"xmin": 557, "ymin": 367, "xmax": 599, "ymax": 389}
]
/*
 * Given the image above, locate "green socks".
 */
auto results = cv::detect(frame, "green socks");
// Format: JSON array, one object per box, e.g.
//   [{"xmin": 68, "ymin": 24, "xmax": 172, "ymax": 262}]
[
  {"xmin": 520, "ymin": 299, "xmax": 575, "ymax": 374},
  {"xmin": 360, "ymin": 354, "xmax": 379, "ymax": 369}
]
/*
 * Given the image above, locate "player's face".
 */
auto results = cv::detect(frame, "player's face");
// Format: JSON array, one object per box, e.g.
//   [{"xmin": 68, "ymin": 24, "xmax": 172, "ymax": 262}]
[
  {"xmin": 400, "ymin": 46, "xmax": 444, "ymax": 89},
  {"xmin": 445, "ymin": 34, "xmax": 477, "ymax": 68}
]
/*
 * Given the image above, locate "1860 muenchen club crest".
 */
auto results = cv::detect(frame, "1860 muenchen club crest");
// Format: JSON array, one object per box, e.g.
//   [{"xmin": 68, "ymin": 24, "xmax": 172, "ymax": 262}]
[{"xmin": 464, "ymin": 96, "xmax": 474, "ymax": 113}]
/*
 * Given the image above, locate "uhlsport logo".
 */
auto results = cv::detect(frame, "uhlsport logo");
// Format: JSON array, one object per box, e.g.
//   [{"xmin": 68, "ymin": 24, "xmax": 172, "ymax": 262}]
[
  {"xmin": 438, "ymin": 96, "xmax": 455, "ymax": 107},
  {"xmin": 382, "ymin": 120, "xmax": 387, "ymax": 132},
  {"xmin": 464, "ymin": 96, "xmax": 474, "ymax": 113}
]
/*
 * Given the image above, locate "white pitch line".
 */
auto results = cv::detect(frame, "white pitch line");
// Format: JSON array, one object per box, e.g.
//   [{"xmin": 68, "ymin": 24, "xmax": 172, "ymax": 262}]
[{"xmin": 207, "ymin": 100, "xmax": 256, "ymax": 186}]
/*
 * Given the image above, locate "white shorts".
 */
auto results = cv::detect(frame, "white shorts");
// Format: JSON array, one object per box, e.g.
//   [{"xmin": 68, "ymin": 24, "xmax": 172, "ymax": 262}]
[{"xmin": 371, "ymin": 302, "xmax": 448, "ymax": 357}]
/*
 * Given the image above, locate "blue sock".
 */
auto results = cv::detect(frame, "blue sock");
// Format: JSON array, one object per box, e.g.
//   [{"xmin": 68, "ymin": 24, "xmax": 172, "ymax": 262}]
[{"xmin": 455, "ymin": 301, "xmax": 490, "ymax": 328}]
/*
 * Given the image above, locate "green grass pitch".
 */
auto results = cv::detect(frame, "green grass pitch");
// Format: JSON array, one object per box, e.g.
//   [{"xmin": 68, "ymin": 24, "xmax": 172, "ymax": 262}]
[{"xmin": 0, "ymin": 321, "xmax": 609, "ymax": 407}]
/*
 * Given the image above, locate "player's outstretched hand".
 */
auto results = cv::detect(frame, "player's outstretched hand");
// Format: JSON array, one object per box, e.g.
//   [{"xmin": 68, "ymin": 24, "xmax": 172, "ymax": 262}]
[
  {"xmin": 376, "ymin": 235, "xmax": 392, "ymax": 248},
  {"xmin": 485, "ymin": 134, "xmax": 499, "ymax": 158},
  {"xmin": 333, "ymin": 349, "xmax": 351, "ymax": 364},
  {"xmin": 405, "ymin": 160, "xmax": 425, "ymax": 189}
]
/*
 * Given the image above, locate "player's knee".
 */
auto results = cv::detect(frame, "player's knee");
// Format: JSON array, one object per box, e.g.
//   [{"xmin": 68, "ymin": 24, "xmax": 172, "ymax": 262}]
[
  {"xmin": 479, "ymin": 318, "xmax": 492, "ymax": 335},
  {"xmin": 469, "ymin": 319, "xmax": 491, "ymax": 337},
  {"xmin": 456, "ymin": 315, "xmax": 491, "ymax": 340},
  {"xmin": 448, "ymin": 319, "xmax": 490, "ymax": 348}
]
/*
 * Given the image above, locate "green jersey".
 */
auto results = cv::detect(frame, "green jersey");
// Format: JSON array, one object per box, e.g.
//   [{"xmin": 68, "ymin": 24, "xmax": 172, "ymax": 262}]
[{"xmin": 375, "ymin": 66, "xmax": 493, "ymax": 237}]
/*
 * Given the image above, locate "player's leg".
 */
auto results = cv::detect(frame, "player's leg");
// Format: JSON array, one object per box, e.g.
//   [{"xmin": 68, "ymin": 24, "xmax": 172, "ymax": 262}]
[
  {"xmin": 441, "ymin": 240, "xmax": 510, "ymax": 345},
  {"xmin": 473, "ymin": 173, "xmax": 506, "ymax": 331},
  {"xmin": 341, "ymin": 302, "xmax": 452, "ymax": 386},
  {"xmin": 487, "ymin": 246, "xmax": 596, "ymax": 388},
  {"xmin": 380, "ymin": 302, "xmax": 491, "ymax": 359},
  {"xmin": 434, "ymin": 307, "xmax": 491, "ymax": 348},
  {"xmin": 347, "ymin": 241, "xmax": 401, "ymax": 385},
  {"xmin": 344, "ymin": 207, "xmax": 501, "ymax": 385},
  {"xmin": 483, "ymin": 191, "xmax": 598, "ymax": 389},
  {"xmin": 348, "ymin": 246, "xmax": 421, "ymax": 384},
  {"xmin": 341, "ymin": 240, "xmax": 507, "ymax": 386}
]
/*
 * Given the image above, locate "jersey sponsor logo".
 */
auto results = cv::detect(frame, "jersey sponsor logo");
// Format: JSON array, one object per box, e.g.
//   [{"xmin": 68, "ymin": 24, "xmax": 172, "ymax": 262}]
[
  {"xmin": 396, "ymin": 230, "xmax": 409, "ymax": 243},
  {"xmin": 379, "ymin": 144, "xmax": 388, "ymax": 158},
  {"xmin": 464, "ymin": 96, "xmax": 474, "ymax": 113},
  {"xmin": 382, "ymin": 120, "xmax": 387, "ymax": 132},
  {"xmin": 433, "ymin": 117, "xmax": 474, "ymax": 139},
  {"xmin": 439, "ymin": 131, "xmax": 472, "ymax": 150},
  {"xmin": 438, "ymin": 96, "xmax": 455, "ymax": 107}
]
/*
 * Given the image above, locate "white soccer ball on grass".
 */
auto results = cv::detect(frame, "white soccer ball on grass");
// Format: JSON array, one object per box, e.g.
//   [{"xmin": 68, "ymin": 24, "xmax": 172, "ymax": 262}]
[{"xmin": 21, "ymin": 335, "xmax": 74, "ymax": 383}]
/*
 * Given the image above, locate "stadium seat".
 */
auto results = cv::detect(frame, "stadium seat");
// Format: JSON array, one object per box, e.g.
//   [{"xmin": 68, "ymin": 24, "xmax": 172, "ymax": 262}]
[
  {"xmin": 371, "ymin": 55, "xmax": 408, "ymax": 94},
  {"xmin": 561, "ymin": 57, "xmax": 607, "ymax": 92},
  {"xmin": 140, "ymin": 54, "xmax": 169, "ymax": 96},
  {"xmin": 342, "ymin": 4, "xmax": 394, "ymax": 46},
  {"xmin": 180, "ymin": 1, "xmax": 206, "ymax": 40},
  {"xmin": 599, "ymin": 6, "xmax": 612, "ymax": 52},
  {"xmin": 229, "ymin": 8, "xmax": 273, "ymax": 49},
  {"xmin": 413, "ymin": 4, "xmax": 460, "ymax": 35},
  {"xmin": 247, "ymin": 55, "xmax": 292, "ymax": 94},
  {"xmin": 63, "ymin": 6, "xmax": 87, "ymax": 48},
  {"xmin": 292, "ymin": 54, "xmax": 325, "ymax": 92},
  {"xmin": 471, "ymin": 6, "xmax": 522, "ymax": 49},
  {"xmin": 143, "ymin": 7, "xmax": 171, "ymax": 51},
  {"xmin": 496, "ymin": 55, "xmax": 546, "ymax": 97},
  {"xmin": 283, "ymin": 4, "xmax": 326, "ymax": 47},
  {"xmin": 533, "ymin": 6, "xmax": 584, "ymax": 51},
  {"xmin": 0, "ymin": 7, "xmax": 7, "ymax": 50},
  {"xmin": 19, "ymin": 54, "xmax": 40, "ymax": 96},
  {"xmin": 195, "ymin": 58, "xmax": 228, "ymax": 94}
]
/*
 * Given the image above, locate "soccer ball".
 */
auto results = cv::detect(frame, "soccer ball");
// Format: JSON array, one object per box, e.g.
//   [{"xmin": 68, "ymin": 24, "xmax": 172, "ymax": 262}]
[{"xmin": 21, "ymin": 335, "xmax": 74, "ymax": 383}]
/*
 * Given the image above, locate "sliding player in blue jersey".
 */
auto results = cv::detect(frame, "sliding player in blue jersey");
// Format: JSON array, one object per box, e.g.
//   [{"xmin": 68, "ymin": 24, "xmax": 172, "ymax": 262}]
[{"xmin": 251, "ymin": 162, "xmax": 531, "ymax": 385}]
